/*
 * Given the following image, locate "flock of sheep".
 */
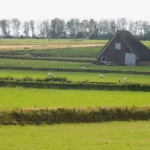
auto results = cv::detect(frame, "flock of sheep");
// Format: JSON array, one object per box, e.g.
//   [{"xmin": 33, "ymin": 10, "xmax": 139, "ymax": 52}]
[
  {"xmin": 1, "ymin": 61, "xmax": 127, "ymax": 82},
  {"xmin": 98, "ymin": 74, "xmax": 127, "ymax": 82},
  {"xmin": 1, "ymin": 62, "xmax": 25, "ymax": 65},
  {"xmin": 47, "ymin": 73, "xmax": 127, "ymax": 82}
]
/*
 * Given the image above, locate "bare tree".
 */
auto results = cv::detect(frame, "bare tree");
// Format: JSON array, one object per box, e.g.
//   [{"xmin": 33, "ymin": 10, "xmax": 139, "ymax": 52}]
[
  {"xmin": 42, "ymin": 20, "xmax": 50, "ymax": 38},
  {"xmin": 23, "ymin": 21, "xmax": 30, "ymax": 37},
  {"xmin": 51, "ymin": 18, "xmax": 64, "ymax": 38},
  {"xmin": 66, "ymin": 18, "xmax": 80, "ymax": 38},
  {"xmin": 37, "ymin": 21, "xmax": 45, "ymax": 38},
  {"xmin": 11, "ymin": 18, "xmax": 20, "ymax": 37},
  {"xmin": 80, "ymin": 19, "xmax": 89, "ymax": 38},
  {"xmin": 29, "ymin": 20, "xmax": 35, "ymax": 37},
  {"xmin": 109, "ymin": 19, "xmax": 117, "ymax": 35},
  {"xmin": 88, "ymin": 19, "xmax": 96, "ymax": 36},
  {"xmin": 142, "ymin": 21, "xmax": 150, "ymax": 34},
  {"xmin": 128, "ymin": 20, "xmax": 135, "ymax": 34},
  {"xmin": 0, "ymin": 19, "xmax": 10, "ymax": 37},
  {"xmin": 117, "ymin": 18, "xmax": 127, "ymax": 30}
]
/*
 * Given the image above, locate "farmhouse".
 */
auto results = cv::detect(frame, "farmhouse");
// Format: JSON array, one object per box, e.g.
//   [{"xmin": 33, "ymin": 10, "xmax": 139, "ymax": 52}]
[{"xmin": 97, "ymin": 30, "xmax": 150, "ymax": 66}]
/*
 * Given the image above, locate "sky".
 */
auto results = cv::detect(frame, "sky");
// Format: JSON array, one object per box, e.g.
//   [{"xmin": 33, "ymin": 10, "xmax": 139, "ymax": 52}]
[{"xmin": 1, "ymin": 0, "xmax": 150, "ymax": 22}]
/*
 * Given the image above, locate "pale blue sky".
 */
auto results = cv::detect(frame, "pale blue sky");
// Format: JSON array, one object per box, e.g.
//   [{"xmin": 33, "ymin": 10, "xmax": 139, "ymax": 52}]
[{"xmin": 1, "ymin": 0, "xmax": 150, "ymax": 22}]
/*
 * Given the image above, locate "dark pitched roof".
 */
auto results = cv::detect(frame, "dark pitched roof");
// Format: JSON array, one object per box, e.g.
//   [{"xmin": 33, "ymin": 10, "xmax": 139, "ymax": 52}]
[
  {"xmin": 97, "ymin": 30, "xmax": 150, "ymax": 60},
  {"xmin": 119, "ymin": 30, "xmax": 150, "ymax": 60}
]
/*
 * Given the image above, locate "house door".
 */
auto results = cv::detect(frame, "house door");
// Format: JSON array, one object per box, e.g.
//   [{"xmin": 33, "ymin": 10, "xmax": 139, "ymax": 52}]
[{"xmin": 125, "ymin": 53, "xmax": 136, "ymax": 66}]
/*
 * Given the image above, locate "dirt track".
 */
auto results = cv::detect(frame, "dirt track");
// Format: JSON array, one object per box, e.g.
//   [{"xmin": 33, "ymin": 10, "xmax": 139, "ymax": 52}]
[{"xmin": 0, "ymin": 44, "xmax": 105, "ymax": 50}]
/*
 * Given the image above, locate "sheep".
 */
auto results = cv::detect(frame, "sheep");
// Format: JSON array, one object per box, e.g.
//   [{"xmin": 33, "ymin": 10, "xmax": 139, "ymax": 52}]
[
  {"xmin": 98, "ymin": 75, "xmax": 104, "ymax": 78},
  {"xmin": 48, "ymin": 73, "xmax": 53, "ymax": 77},
  {"xmin": 24, "ymin": 47, "xmax": 29, "ymax": 49},
  {"xmin": 18, "ymin": 62, "xmax": 20, "ymax": 65},
  {"xmin": 81, "ymin": 66, "xmax": 85, "ymax": 69},
  {"xmin": 21, "ymin": 63, "xmax": 24, "ymax": 65},
  {"xmin": 123, "ymin": 77, "xmax": 127, "ymax": 82},
  {"xmin": 1, "ymin": 63, "xmax": 4, "ymax": 65}
]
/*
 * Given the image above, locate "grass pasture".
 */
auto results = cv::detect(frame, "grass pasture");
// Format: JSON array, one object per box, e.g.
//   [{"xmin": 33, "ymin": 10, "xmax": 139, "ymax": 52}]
[
  {"xmin": 1, "ymin": 58, "xmax": 150, "ymax": 72},
  {"xmin": 0, "ymin": 69, "xmax": 150, "ymax": 83},
  {"xmin": 0, "ymin": 122, "xmax": 150, "ymax": 150},
  {"xmin": 0, "ymin": 47, "xmax": 102, "ymax": 58},
  {"xmin": 0, "ymin": 38, "xmax": 107, "ymax": 45},
  {"xmin": 0, "ymin": 87, "xmax": 150, "ymax": 109},
  {"xmin": 1, "ymin": 39, "xmax": 150, "ymax": 150}
]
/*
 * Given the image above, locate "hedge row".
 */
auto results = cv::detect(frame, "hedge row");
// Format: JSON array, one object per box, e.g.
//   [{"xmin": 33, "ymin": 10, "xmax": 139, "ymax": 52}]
[
  {"xmin": 0, "ymin": 80, "xmax": 150, "ymax": 91},
  {"xmin": 1, "ymin": 66, "xmax": 150, "ymax": 74},
  {"xmin": 0, "ymin": 56, "xmax": 95, "ymax": 63},
  {"xmin": 0, "ymin": 76, "xmax": 68, "ymax": 82},
  {"xmin": 0, "ymin": 106, "xmax": 150, "ymax": 125}
]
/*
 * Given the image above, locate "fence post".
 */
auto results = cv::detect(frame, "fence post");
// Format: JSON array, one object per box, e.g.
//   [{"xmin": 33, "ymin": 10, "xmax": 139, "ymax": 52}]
[
  {"xmin": 99, "ymin": 107, "xmax": 103, "ymax": 122},
  {"xmin": 126, "ymin": 106, "xmax": 129, "ymax": 121},
  {"xmin": 46, "ymin": 108, "xmax": 49, "ymax": 121},
  {"xmin": 72, "ymin": 108, "xmax": 76, "ymax": 122},
  {"xmin": 20, "ymin": 109, "xmax": 23, "ymax": 120}
]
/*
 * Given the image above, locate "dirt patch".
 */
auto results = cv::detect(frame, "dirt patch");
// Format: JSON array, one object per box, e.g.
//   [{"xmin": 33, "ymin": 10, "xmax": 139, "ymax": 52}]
[{"xmin": 0, "ymin": 44, "xmax": 105, "ymax": 50}]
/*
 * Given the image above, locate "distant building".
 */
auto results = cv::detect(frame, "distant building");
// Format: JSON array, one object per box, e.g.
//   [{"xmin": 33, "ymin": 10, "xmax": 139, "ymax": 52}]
[{"xmin": 97, "ymin": 30, "xmax": 150, "ymax": 66}]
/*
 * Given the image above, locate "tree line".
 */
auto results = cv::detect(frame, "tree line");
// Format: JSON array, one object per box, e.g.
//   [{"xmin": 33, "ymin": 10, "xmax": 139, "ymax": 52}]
[{"xmin": 0, "ymin": 18, "xmax": 150, "ymax": 40}]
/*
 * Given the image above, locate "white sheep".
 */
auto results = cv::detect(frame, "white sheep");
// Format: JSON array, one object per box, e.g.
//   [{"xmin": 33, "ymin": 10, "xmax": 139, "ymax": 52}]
[
  {"xmin": 98, "ymin": 75, "xmax": 104, "ymax": 78},
  {"xmin": 48, "ymin": 73, "xmax": 53, "ymax": 77},
  {"xmin": 81, "ymin": 66, "xmax": 85, "ymax": 69},
  {"xmin": 123, "ymin": 77, "xmax": 127, "ymax": 82},
  {"xmin": 21, "ymin": 63, "xmax": 24, "ymax": 65},
  {"xmin": 1, "ymin": 63, "xmax": 4, "ymax": 65}
]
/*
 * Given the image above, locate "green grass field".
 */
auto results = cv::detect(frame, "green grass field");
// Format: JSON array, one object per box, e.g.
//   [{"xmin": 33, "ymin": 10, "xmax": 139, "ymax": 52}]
[
  {"xmin": 0, "ymin": 87, "xmax": 150, "ymax": 109},
  {"xmin": 0, "ymin": 38, "xmax": 108, "ymax": 45},
  {"xmin": 0, "ymin": 69, "xmax": 150, "ymax": 83},
  {"xmin": 1, "ymin": 39, "xmax": 150, "ymax": 150},
  {"xmin": 0, "ymin": 122, "xmax": 150, "ymax": 150},
  {"xmin": 0, "ymin": 38, "xmax": 149, "ymax": 47},
  {"xmin": 0, "ymin": 47, "xmax": 102, "ymax": 57},
  {"xmin": 1, "ymin": 58, "xmax": 150, "ymax": 72}
]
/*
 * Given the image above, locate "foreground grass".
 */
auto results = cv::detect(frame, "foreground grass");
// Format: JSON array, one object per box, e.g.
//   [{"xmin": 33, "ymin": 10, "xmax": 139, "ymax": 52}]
[
  {"xmin": 0, "ymin": 122, "xmax": 150, "ymax": 150},
  {"xmin": 0, "ymin": 87, "xmax": 150, "ymax": 109}
]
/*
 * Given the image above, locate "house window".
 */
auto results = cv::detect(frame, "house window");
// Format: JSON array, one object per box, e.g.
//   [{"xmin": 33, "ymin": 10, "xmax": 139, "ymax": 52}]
[
  {"xmin": 115, "ymin": 43, "xmax": 121, "ymax": 50},
  {"xmin": 101, "ymin": 57, "xmax": 106, "ymax": 62}
]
